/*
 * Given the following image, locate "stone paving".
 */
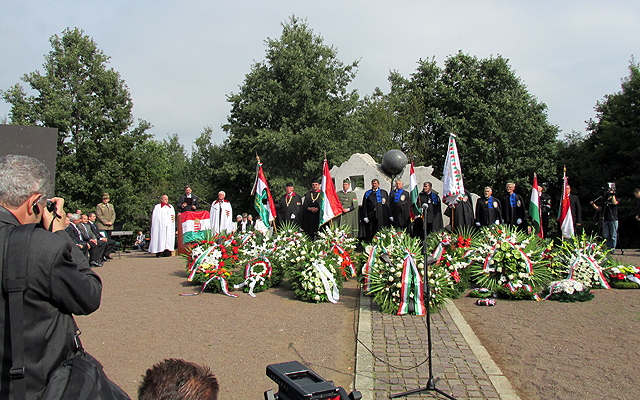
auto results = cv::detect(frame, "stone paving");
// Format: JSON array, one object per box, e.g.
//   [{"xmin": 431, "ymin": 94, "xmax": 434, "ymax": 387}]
[{"xmin": 355, "ymin": 294, "xmax": 520, "ymax": 400}]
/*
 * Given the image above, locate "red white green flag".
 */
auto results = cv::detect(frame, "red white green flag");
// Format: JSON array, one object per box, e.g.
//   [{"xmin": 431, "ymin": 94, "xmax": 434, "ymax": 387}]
[
  {"xmin": 558, "ymin": 167, "xmax": 574, "ymax": 239},
  {"xmin": 181, "ymin": 210, "xmax": 211, "ymax": 243},
  {"xmin": 529, "ymin": 173, "xmax": 542, "ymax": 238},
  {"xmin": 409, "ymin": 161, "xmax": 420, "ymax": 220},
  {"xmin": 442, "ymin": 133, "xmax": 465, "ymax": 206},
  {"xmin": 320, "ymin": 159, "xmax": 343, "ymax": 226},
  {"xmin": 251, "ymin": 160, "xmax": 277, "ymax": 224}
]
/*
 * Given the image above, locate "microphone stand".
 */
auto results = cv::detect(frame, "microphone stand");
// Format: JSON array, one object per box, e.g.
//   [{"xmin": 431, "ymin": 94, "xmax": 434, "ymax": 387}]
[{"xmin": 390, "ymin": 203, "xmax": 456, "ymax": 400}]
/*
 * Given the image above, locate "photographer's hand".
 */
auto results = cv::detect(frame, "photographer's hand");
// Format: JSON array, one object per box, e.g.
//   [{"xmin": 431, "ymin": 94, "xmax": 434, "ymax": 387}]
[{"xmin": 43, "ymin": 197, "xmax": 66, "ymax": 232}]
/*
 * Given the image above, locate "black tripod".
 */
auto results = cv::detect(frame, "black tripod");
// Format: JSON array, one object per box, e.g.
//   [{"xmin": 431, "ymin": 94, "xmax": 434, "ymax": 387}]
[{"xmin": 390, "ymin": 204, "xmax": 456, "ymax": 400}]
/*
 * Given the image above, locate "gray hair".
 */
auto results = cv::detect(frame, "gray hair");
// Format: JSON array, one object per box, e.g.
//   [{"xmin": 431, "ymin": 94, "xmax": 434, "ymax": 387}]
[
  {"xmin": 0, "ymin": 155, "xmax": 52, "ymax": 208},
  {"xmin": 69, "ymin": 213, "xmax": 81, "ymax": 222}
]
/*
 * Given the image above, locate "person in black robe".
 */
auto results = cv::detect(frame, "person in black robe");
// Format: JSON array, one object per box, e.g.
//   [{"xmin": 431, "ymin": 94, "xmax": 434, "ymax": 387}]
[
  {"xmin": 389, "ymin": 179, "xmax": 411, "ymax": 232},
  {"xmin": 362, "ymin": 179, "xmax": 390, "ymax": 241},
  {"xmin": 501, "ymin": 182, "xmax": 527, "ymax": 231},
  {"xmin": 475, "ymin": 187, "xmax": 503, "ymax": 227},
  {"xmin": 412, "ymin": 182, "xmax": 444, "ymax": 238},
  {"xmin": 275, "ymin": 182, "xmax": 303, "ymax": 229},
  {"xmin": 445, "ymin": 189, "xmax": 474, "ymax": 230},
  {"xmin": 302, "ymin": 180, "xmax": 322, "ymax": 238}
]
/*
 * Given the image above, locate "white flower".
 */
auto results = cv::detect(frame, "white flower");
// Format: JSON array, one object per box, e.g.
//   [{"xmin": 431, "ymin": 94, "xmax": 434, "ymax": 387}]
[{"xmin": 314, "ymin": 295, "xmax": 320, "ymax": 301}]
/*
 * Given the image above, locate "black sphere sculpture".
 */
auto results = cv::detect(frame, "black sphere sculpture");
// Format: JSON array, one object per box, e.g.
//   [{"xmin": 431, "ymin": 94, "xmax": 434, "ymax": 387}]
[{"xmin": 381, "ymin": 150, "xmax": 408, "ymax": 175}]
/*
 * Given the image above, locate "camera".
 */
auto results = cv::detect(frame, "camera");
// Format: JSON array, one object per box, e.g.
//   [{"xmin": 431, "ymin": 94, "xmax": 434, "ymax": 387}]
[
  {"xmin": 46, "ymin": 199, "xmax": 57, "ymax": 213},
  {"xmin": 264, "ymin": 361, "xmax": 362, "ymax": 400}
]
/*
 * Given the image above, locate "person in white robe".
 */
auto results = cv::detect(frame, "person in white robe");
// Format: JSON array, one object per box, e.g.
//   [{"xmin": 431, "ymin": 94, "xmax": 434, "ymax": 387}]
[
  {"xmin": 149, "ymin": 195, "xmax": 176, "ymax": 256},
  {"xmin": 210, "ymin": 191, "xmax": 235, "ymax": 234}
]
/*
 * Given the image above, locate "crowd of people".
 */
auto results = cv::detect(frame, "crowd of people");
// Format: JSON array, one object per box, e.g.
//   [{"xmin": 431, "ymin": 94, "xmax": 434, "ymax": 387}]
[
  {"xmin": 0, "ymin": 155, "xmax": 220, "ymax": 399},
  {"xmin": 145, "ymin": 177, "xmax": 636, "ymax": 256}
]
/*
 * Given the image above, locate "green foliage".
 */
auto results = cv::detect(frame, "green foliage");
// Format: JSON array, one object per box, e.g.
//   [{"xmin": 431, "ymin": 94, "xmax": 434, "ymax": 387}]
[
  {"xmin": 1, "ymin": 28, "xmax": 178, "ymax": 232},
  {"xmin": 221, "ymin": 16, "xmax": 369, "ymax": 211},
  {"xmin": 363, "ymin": 52, "xmax": 559, "ymax": 195}
]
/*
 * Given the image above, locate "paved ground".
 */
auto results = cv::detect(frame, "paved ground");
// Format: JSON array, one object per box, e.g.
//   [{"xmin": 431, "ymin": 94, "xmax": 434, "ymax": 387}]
[{"xmin": 355, "ymin": 295, "xmax": 519, "ymax": 400}]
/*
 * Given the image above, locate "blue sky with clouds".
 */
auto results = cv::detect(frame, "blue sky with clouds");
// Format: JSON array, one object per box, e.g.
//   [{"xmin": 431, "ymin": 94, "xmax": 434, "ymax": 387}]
[{"xmin": 2, "ymin": 1, "xmax": 638, "ymax": 150}]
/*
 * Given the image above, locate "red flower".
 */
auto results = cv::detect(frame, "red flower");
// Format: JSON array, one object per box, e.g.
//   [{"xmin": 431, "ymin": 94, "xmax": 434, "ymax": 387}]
[
  {"xmin": 218, "ymin": 261, "xmax": 225, "ymax": 267},
  {"xmin": 221, "ymin": 247, "xmax": 227, "ymax": 253},
  {"xmin": 223, "ymin": 254, "xmax": 229, "ymax": 259},
  {"xmin": 232, "ymin": 240, "xmax": 237, "ymax": 245},
  {"xmin": 451, "ymin": 270, "xmax": 460, "ymax": 283},
  {"xmin": 233, "ymin": 246, "xmax": 239, "ymax": 254},
  {"xmin": 232, "ymin": 255, "xmax": 238, "ymax": 261}
]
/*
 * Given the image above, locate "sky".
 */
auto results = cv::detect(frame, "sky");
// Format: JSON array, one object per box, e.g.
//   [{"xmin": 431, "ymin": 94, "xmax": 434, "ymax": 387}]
[{"xmin": 2, "ymin": 1, "xmax": 639, "ymax": 151}]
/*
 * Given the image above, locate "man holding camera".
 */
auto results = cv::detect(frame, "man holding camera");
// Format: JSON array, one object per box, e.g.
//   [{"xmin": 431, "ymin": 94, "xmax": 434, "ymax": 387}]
[
  {"xmin": 591, "ymin": 183, "xmax": 618, "ymax": 252},
  {"xmin": 0, "ymin": 155, "xmax": 102, "ymax": 398}
]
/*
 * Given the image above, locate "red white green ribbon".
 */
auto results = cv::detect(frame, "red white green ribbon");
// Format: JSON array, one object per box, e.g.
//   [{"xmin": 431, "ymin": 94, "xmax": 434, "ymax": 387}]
[
  {"xmin": 397, "ymin": 249, "xmax": 425, "ymax": 316},
  {"xmin": 504, "ymin": 281, "xmax": 540, "ymax": 301},
  {"xmin": 187, "ymin": 246, "xmax": 216, "ymax": 281},
  {"xmin": 234, "ymin": 257, "xmax": 272, "ymax": 297},
  {"xmin": 568, "ymin": 253, "xmax": 610, "ymax": 289},
  {"xmin": 331, "ymin": 242, "xmax": 356, "ymax": 277},
  {"xmin": 181, "ymin": 274, "xmax": 238, "ymax": 297},
  {"xmin": 240, "ymin": 232, "xmax": 254, "ymax": 245},
  {"xmin": 363, "ymin": 245, "xmax": 384, "ymax": 292},
  {"xmin": 431, "ymin": 243, "xmax": 445, "ymax": 263}
]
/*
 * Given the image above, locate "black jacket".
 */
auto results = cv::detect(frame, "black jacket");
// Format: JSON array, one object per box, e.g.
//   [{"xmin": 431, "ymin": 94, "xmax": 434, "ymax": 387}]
[{"xmin": 0, "ymin": 207, "xmax": 102, "ymax": 398}]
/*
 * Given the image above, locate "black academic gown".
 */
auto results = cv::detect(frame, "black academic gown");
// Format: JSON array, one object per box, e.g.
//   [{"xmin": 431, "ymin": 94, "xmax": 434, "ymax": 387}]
[
  {"xmin": 361, "ymin": 188, "xmax": 390, "ymax": 241},
  {"xmin": 275, "ymin": 192, "xmax": 303, "ymax": 229},
  {"xmin": 176, "ymin": 194, "xmax": 199, "ymax": 213},
  {"xmin": 413, "ymin": 191, "xmax": 443, "ymax": 238},
  {"xmin": 389, "ymin": 189, "xmax": 411, "ymax": 232},
  {"xmin": 475, "ymin": 196, "xmax": 503, "ymax": 227},
  {"xmin": 445, "ymin": 190, "xmax": 474, "ymax": 229},
  {"xmin": 302, "ymin": 190, "xmax": 322, "ymax": 237},
  {"xmin": 501, "ymin": 193, "xmax": 527, "ymax": 231}
]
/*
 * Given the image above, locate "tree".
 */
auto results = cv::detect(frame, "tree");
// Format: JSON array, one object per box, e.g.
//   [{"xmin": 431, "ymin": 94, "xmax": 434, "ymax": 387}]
[
  {"xmin": 2, "ymin": 27, "xmax": 157, "ymax": 231},
  {"xmin": 366, "ymin": 52, "xmax": 559, "ymax": 195},
  {"xmin": 222, "ymin": 16, "xmax": 368, "ymax": 210}
]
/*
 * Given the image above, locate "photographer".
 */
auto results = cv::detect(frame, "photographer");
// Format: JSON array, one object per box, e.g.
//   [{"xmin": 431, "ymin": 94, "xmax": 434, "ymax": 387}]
[
  {"xmin": 0, "ymin": 155, "xmax": 102, "ymax": 398},
  {"xmin": 591, "ymin": 183, "xmax": 619, "ymax": 253}
]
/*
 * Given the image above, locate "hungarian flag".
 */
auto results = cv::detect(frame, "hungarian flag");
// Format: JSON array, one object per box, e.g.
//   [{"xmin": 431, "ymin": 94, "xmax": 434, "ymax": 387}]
[
  {"xmin": 181, "ymin": 210, "xmax": 211, "ymax": 243},
  {"xmin": 529, "ymin": 173, "xmax": 542, "ymax": 238},
  {"xmin": 319, "ymin": 159, "xmax": 343, "ymax": 226},
  {"xmin": 558, "ymin": 167, "xmax": 574, "ymax": 239},
  {"xmin": 409, "ymin": 161, "xmax": 420, "ymax": 220},
  {"xmin": 251, "ymin": 160, "xmax": 277, "ymax": 224},
  {"xmin": 442, "ymin": 133, "xmax": 465, "ymax": 206}
]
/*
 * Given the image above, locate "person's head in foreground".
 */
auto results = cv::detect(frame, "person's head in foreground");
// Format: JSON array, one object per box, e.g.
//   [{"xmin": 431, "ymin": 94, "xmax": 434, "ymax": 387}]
[{"xmin": 138, "ymin": 359, "xmax": 219, "ymax": 400}]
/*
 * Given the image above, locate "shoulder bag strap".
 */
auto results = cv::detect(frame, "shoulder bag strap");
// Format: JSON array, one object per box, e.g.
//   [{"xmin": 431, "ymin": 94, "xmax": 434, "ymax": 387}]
[{"xmin": 2, "ymin": 223, "xmax": 37, "ymax": 400}]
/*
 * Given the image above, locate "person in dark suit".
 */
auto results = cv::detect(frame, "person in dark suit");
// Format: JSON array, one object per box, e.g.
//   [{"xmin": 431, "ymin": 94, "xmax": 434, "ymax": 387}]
[
  {"xmin": 0, "ymin": 154, "xmax": 102, "ymax": 399},
  {"xmin": 66, "ymin": 214, "xmax": 103, "ymax": 267},
  {"xmin": 475, "ymin": 186, "xmax": 503, "ymax": 227},
  {"xmin": 176, "ymin": 185, "xmax": 199, "ymax": 214},
  {"xmin": 413, "ymin": 182, "xmax": 443, "ymax": 238},
  {"xmin": 87, "ymin": 212, "xmax": 116, "ymax": 260}
]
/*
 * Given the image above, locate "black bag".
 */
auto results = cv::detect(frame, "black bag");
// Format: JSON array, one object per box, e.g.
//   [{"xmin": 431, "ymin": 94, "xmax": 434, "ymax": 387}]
[{"xmin": 2, "ymin": 223, "xmax": 130, "ymax": 400}]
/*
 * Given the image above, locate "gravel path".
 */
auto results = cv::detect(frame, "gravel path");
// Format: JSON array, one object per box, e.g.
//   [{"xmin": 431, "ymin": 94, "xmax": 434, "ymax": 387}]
[{"xmin": 76, "ymin": 251, "xmax": 358, "ymax": 399}]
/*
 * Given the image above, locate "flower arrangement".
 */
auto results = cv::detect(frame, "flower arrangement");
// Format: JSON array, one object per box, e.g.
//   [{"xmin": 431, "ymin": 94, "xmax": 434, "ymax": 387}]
[
  {"xmin": 362, "ymin": 229, "xmax": 453, "ymax": 314},
  {"xmin": 316, "ymin": 226, "xmax": 358, "ymax": 278},
  {"xmin": 603, "ymin": 264, "xmax": 640, "ymax": 289},
  {"xmin": 288, "ymin": 240, "xmax": 344, "ymax": 303},
  {"xmin": 183, "ymin": 234, "xmax": 241, "ymax": 296},
  {"xmin": 541, "ymin": 279, "xmax": 594, "ymax": 302},
  {"xmin": 468, "ymin": 225, "xmax": 552, "ymax": 300},
  {"xmin": 554, "ymin": 232, "xmax": 611, "ymax": 289},
  {"xmin": 426, "ymin": 227, "xmax": 480, "ymax": 298}
]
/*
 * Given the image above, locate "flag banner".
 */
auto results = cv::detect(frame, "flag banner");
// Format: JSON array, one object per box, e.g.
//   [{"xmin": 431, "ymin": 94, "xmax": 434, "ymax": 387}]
[
  {"xmin": 559, "ymin": 168, "xmax": 574, "ymax": 239},
  {"xmin": 181, "ymin": 210, "xmax": 211, "ymax": 243},
  {"xmin": 251, "ymin": 161, "xmax": 277, "ymax": 224},
  {"xmin": 529, "ymin": 173, "xmax": 542, "ymax": 238},
  {"xmin": 409, "ymin": 162, "xmax": 420, "ymax": 221},
  {"xmin": 319, "ymin": 159, "xmax": 343, "ymax": 226},
  {"xmin": 442, "ymin": 133, "xmax": 466, "ymax": 206}
]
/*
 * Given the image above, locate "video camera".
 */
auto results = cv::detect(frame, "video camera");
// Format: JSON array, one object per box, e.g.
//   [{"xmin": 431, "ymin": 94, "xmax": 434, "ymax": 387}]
[
  {"xmin": 602, "ymin": 182, "xmax": 616, "ymax": 196},
  {"xmin": 264, "ymin": 361, "xmax": 362, "ymax": 400}
]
